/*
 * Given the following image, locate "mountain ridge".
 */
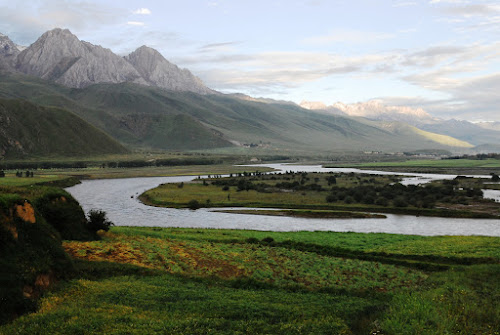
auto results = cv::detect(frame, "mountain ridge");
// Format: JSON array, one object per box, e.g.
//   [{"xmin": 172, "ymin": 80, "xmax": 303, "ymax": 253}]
[
  {"xmin": 2, "ymin": 28, "xmax": 212, "ymax": 95},
  {"xmin": 0, "ymin": 97, "xmax": 128, "ymax": 158},
  {"xmin": 0, "ymin": 72, "xmax": 476, "ymax": 154}
]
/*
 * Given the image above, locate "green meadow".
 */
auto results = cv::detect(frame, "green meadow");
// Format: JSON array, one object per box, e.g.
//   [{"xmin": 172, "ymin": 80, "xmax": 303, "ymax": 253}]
[
  {"xmin": 0, "ymin": 174, "xmax": 66, "ymax": 186},
  {"xmin": 350, "ymin": 158, "xmax": 500, "ymax": 168},
  {"xmin": 334, "ymin": 158, "xmax": 500, "ymax": 175},
  {"xmin": 1, "ymin": 227, "xmax": 499, "ymax": 334}
]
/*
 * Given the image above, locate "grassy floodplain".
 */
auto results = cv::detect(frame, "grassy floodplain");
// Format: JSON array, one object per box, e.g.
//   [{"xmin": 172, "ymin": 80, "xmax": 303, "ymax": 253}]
[
  {"xmin": 140, "ymin": 171, "xmax": 500, "ymax": 218},
  {"xmin": 0, "ymin": 164, "xmax": 275, "ymax": 181},
  {"xmin": 334, "ymin": 158, "xmax": 500, "ymax": 175},
  {"xmin": 1, "ymin": 227, "xmax": 499, "ymax": 334},
  {"xmin": 0, "ymin": 174, "xmax": 65, "ymax": 186}
]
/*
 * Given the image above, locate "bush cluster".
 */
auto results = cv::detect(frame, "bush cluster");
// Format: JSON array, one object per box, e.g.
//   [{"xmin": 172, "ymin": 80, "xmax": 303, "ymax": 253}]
[{"xmin": 326, "ymin": 183, "xmax": 483, "ymax": 208}]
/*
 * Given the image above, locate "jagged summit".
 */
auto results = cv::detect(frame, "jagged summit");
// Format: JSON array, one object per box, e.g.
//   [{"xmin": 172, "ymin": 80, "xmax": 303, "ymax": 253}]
[
  {"xmin": 125, "ymin": 45, "xmax": 213, "ymax": 95},
  {"xmin": 15, "ymin": 28, "xmax": 146, "ymax": 88},
  {"xmin": 0, "ymin": 33, "xmax": 20, "ymax": 69},
  {"xmin": 4, "ymin": 28, "xmax": 213, "ymax": 94}
]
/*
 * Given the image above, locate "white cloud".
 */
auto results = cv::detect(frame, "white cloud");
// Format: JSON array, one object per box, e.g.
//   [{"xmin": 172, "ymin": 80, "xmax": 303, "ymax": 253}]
[
  {"xmin": 442, "ymin": 4, "xmax": 499, "ymax": 16},
  {"xmin": 302, "ymin": 29, "xmax": 396, "ymax": 45},
  {"xmin": 399, "ymin": 28, "xmax": 418, "ymax": 33},
  {"xmin": 393, "ymin": 2, "xmax": 418, "ymax": 7},
  {"xmin": 198, "ymin": 42, "xmax": 240, "ymax": 52},
  {"xmin": 0, "ymin": 0, "xmax": 127, "ymax": 45},
  {"xmin": 429, "ymin": 0, "xmax": 469, "ymax": 4},
  {"xmin": 132, "ymin": 8, "xmax": 151, "ymax": 15},
  {"xmin": 127, "ymin": 21, "xmax": 145, "ymax": 26}
]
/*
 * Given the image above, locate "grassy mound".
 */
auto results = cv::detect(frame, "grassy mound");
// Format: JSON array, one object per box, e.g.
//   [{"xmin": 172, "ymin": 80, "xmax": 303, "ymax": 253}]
[
  {"xmin": 0, "ymin": 194, "xmax": 73, "ymax": 324},
  {"xmin": 0, "ymin": 183, "xmax": 98, "ymax": 324},
  {"xmin": 33, "ymin": 188, "xmax": 96, "ymax": 241}
]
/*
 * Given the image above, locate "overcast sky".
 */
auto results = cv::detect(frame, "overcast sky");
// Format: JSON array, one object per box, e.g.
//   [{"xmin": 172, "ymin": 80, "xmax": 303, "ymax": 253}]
[{"xmin": 0, "ymin": 0, "xmax": 499, "ymax": 121}]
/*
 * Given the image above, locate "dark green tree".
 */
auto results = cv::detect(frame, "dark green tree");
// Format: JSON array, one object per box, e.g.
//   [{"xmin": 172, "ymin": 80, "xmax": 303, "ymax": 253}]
[{"xmin": 86, "ymin": 209, "xmax": 114, "ymax": 233}]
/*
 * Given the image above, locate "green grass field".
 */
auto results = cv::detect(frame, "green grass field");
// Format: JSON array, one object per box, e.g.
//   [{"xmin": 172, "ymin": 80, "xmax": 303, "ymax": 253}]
[
  {"xmin": 0, "ymin": 164, "xmax": 275, "ymax": 181},
  {"xmin": 339, "ymin": 158, "xmax": 500, "ymax": 170},
  {"xmin": 0, "ymin": 174, "xmax": 65, "ymax": 186},
  {"xmin": 1, "ymin": 227, "xmax": 499, "ymax": 334}
]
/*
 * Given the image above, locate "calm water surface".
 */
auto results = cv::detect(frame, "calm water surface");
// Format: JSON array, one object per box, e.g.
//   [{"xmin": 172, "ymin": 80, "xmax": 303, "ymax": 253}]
[{"xmin": 66, "ymin": 164, "xmax": 500, "ymax": 236}]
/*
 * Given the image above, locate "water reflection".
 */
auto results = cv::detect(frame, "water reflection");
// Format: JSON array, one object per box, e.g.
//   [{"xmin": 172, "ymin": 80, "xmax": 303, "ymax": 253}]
[{"xmin": 66, "ymin": 164, "xmax": 500, "ymax": 236}]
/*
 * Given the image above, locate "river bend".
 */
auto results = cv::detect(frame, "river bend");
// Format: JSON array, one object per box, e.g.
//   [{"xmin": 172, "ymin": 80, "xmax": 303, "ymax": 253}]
[{"xmin": 66, "ymin": 164, "xmax": 500, "ymax": 236}]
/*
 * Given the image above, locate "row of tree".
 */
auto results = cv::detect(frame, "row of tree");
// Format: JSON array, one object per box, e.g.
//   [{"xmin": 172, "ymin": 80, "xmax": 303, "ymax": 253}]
[
  {"xmin": 445, "ymin": 153, "xmax": 500, "ymax": 160},
  {"xmin": 0, "ymin": 158, "xmax": 225, "ymax": 171},
  {"xmin": 15, "ymin": 171, "xmax": 34, "ymax": 177},
  {"xmin": 0, "ymin": 170, "xmax": 35, "ymax": 177}
]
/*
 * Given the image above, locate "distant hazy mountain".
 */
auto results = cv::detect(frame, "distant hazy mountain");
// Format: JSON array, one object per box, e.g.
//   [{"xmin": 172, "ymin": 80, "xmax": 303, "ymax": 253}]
[
  {"xmin": 7, "ymin": 28, "xmax": 212, "ymax": 94},
  {"xmin": 301, "ymin": 100, "xmax": 500, "ymax": 147},
  {"xmin": 229, "ymin": 94, "xmax": 297, "ymax": 106},
  {"xmin": 477, "ymin": 121, "xmax": 500, "ymax": 132},
  {"xmin": 419, "ymin": 119, "xmax": 500, "ymax": 147},
  {"xmin": 301, "ymin": 100, "xmax": 434, "ymax": 124}
]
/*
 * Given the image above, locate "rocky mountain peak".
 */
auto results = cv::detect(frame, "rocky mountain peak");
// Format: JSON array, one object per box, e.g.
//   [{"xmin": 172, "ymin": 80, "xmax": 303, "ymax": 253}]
[
  {"xmin": 125, "ymin": 45, "xmax": 214, "ymax": 95},
  {"xmin": 0, "ymin": 33, "xmax": 20, "ymax": 62},
  {"xmin": 3, "ymin": 28, "xmax": 214, "ymax": 94},
  {"xmin": 300, "ymin": 101, "xmax": 328, "ymax": 110},
  {"xmin": 15, "ymin": 28, "xmax": 146, "ymax": 88},
  {"xmin": 0, "ymin": 33, "xmax": 21, "ymax": 72}
]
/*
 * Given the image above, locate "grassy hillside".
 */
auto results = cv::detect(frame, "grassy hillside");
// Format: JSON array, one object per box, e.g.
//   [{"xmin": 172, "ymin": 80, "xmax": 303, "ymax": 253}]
[
  {"xmin": 0, "ymin": 98, "xmax": 128, "ymax": 158},
  {"xmin": 1, "ymin": 227, "xmax": 498, "ymax": 334},
  {"xmin": 0, "ymin": 73, "xmax": 476, "ymax": 154}
]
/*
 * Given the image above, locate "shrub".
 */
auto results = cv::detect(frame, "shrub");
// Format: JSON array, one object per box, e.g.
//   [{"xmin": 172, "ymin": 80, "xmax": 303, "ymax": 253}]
[
  {"xmin": 261, "ymin": 237, "xmax": 275, "ymax": 244},
  {"xmin": 326, "ymin": 194, "xmax": 337, "ymax": 203},
  {"xmin": 246, "ymin": 237, "xmax": 259, "ymax": 244},
  {"xmin": 375, "ymin": 197, "xmax": 389, "ymax": 207},
  {"xmin": 86, "ymin": 209, "xmax": 114, "ymax": 233},
  {"xmin": 344, "ymin": 196, "xmax": 354, "ymax": 204},
  {"xmin": 393, "ymin": 196, "xmax": 409, "ymax": 208},
  {"xmin": 187, "ymin": 199, "xmax": 201, "ymax": 210}
]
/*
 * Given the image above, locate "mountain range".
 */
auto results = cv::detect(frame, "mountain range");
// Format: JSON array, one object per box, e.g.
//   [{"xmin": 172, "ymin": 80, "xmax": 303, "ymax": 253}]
[
  {"xmin": 300, "ymin": 100, "xmax": 500, "ymax": 148},
  {"xmin": 0, "ymin": 28, "xmax": 497, "ymax": 158},
  {"xmin": 3, "ymin": 28, "xmax": 212, "ymax": 94}
]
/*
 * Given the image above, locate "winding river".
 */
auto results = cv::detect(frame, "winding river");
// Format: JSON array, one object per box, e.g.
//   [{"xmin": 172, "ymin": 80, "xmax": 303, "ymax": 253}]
[{"xmin": 66, "ymin": 164, "xmax": 500, "ymax": 237}]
